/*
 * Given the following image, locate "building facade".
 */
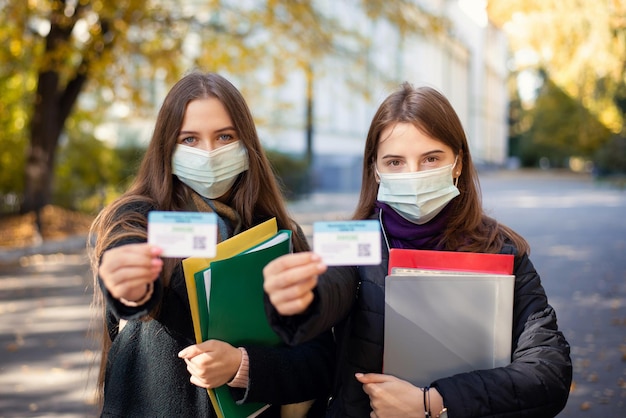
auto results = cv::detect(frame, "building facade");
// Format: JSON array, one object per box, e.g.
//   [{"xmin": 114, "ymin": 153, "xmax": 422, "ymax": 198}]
[{"xmin": 246, "ymin": 0, "xmax": 510, "ymax": 192}]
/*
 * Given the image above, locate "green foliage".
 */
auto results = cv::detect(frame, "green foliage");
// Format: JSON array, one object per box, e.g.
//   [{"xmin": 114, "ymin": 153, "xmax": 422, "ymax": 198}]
[
  {"xmin": 265, "ymin": 149, "xmax": 309, "ymax": 200},
  {"xmin": 489, "ymin": 0, "xmax": 626, "ymax": 133},
  {"xmin": 54, "ymin": 135, "xmax": 115, "ymax": 212},
  {"xmin": 0, "ymin": 3, "xmax": 37, "ymax": 213},
  {"xmin": 613, "ymin": 79, "xmax": 626, "ymax": 119},
  {"xmin": 515, "ymin": 77, "xmax": 613, "ymax": 167},
  {"xmin": 0, "ymin": 134, "xmax": 27, "ymax": 210},
  {"xmin": 492, "ymin": 1, "xmax": 626, "ymax": 170},
  {"xmin": 55, "ymin": 138, "xmax": 145, "ymax": 214},
  {"xmin": 594, "ymin": 135, "xmax": 626, "ymax": 176}
]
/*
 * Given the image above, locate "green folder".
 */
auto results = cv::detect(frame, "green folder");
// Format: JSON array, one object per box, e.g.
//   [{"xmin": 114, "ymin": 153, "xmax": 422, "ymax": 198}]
[
  {"xmin": 193, "ymin": 230, "xmax": 292, "ymax": 417},
  {"xmin": 194, "ymin": 272, "xmax": 210, "ymax": 342}
]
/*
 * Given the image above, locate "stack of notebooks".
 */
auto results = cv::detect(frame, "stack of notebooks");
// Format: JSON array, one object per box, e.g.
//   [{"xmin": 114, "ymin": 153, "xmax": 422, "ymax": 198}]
[
  {"xmin": 383, "ymin": 248, "xmax": 515, "ymax": 386},
  {"xmin": 182, "ymin": 218, "xmax": 290, "ymax": 418}
]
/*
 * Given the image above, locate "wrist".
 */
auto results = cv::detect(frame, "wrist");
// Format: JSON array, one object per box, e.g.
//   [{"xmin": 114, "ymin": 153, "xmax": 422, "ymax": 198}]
[
  {"xmin": 423, "ymin": 386, "xmax": 446, "ymax": 418},
  {"xmin": 119, "ymin": 282, "xmax": 154, "ymax": 307},
  {"xmin": 427, "ymin": 387, "xmax": 446, "ymax": 418}
]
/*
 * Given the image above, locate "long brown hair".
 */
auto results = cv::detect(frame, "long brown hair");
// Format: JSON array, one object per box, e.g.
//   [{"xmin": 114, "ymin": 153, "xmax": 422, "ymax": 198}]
[
  {"xmin": 88, "ymin": 71, "xmax": 307, "ymax": 405},
  {"xmin": 353, "ymin": 82, "xmax": 528, "ymax": 255}
]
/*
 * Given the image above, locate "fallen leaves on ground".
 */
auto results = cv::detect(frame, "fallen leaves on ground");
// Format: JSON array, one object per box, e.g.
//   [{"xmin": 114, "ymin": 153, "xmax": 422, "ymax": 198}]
[{"xmin": 0, "ymin": 206, "xmax": 95, "ymax": 248}]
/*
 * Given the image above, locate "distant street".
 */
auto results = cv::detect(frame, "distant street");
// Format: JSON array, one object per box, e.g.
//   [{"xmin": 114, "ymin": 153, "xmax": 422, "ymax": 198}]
[
  {"xmin": 480, "ymin": 170, "xmax": 626, "ymax": 417},
  {"xmin": 0, "ymin": 169, "xmax": 625, "ymax": 417}
]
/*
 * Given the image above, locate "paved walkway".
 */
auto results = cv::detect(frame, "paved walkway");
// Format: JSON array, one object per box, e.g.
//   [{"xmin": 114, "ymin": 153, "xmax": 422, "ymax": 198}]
[{"xmin": 0, "ymin": 252, "xmax": 99, "ymax": 418}]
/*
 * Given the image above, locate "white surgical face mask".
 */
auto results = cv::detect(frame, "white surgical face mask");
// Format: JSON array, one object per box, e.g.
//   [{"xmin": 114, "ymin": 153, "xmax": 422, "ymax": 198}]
[
  {"xmin": 172, "ymin": 141, "xmax": 249, "ymax": 199},
  {"xmin": 376, "ymin": 159, "xmax": 459, "ymax": 224}
]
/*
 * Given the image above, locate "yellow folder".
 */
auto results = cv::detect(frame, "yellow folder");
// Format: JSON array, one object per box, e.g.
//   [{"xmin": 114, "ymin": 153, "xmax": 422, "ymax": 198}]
[
  {"xmin": 182, "ymin": 217, "xmax": 278, "ymax": 343},
  {"xmin": 181, "ymin": 217, "xmax": 278, "ymax": 418}
]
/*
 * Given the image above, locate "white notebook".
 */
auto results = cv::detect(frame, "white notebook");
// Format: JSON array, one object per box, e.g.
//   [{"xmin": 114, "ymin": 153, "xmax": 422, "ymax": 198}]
[{"xmin": 383, "ymin": 269, "xmax": 514, "ymax": 385}]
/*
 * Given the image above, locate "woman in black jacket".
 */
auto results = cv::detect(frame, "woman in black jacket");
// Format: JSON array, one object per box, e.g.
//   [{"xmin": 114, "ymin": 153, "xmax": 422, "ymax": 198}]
[
  {"xmin": 263, "ymin": 83, "xmax": 572, "ymax": 418},
  {"xmin": 89, "ymin": 71, "xmax": 334, "ymax": 417}
]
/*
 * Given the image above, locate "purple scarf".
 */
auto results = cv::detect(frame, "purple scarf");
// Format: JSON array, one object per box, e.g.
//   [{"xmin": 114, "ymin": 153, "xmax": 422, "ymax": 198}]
[{"xmin": 375, "ymin": 201, "xmax": 452, "ymax": 250}]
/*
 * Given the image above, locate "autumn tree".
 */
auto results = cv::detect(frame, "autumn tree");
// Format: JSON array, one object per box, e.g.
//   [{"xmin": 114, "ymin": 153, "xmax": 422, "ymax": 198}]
[
  {"xmin": 0, "ymin": 0, "xmax": 443, "ymax": 230},
  {"xmin": 518, "ymin": 76, "xmax": 613, "ymax": 167},
  {"xmin": 488, "ymin": 0, "xmax": 626, "ymax": 167}
]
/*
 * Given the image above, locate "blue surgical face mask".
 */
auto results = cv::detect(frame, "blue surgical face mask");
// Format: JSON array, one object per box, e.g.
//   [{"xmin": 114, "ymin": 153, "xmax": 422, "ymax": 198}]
[
  {"xmin": 172, "ymin": 141, "xmax": 249, "ymax": 199},
  {"xmin": 376, "ymin": 159, "xmax": 459, "ymax": 224}
]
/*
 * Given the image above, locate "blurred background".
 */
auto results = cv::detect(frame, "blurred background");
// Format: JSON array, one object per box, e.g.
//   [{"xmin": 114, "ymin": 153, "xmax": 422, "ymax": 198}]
[
  {"xmin": 0, "ymin": 1, "xmax": 625, "ymax": 417},
  {"xmin": 1, "ymin": 0, "xmax": 624, "ymax": 232}
]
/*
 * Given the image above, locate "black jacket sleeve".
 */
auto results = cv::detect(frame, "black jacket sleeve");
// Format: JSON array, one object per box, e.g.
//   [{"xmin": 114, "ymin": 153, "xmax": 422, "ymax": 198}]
[
  {"xmin": 431, "ymin": 253, "xmax": 572, "ymax": 418},
  {"xmin": 265, "ymin": 265, "xmax": 360, "ymax": 345}
]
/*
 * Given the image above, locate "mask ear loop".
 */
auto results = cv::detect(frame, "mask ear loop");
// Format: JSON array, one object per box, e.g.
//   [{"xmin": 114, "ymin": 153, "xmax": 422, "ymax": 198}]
[
  {"xmin": 374, "ymin": 159, "xmax": 390, "ymax": 251},
  {"xmin": 452, "ymin": 155, "xmax": 460, "ymax": 187},
  {"xmin": 379, "ymin": 209, "xmax": 391, "ymax": 252}
]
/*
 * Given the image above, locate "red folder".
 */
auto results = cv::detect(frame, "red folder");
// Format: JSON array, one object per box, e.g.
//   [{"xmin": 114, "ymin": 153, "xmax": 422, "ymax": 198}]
[{"xmin": 388, "ymin": 248, "xmax": 514, "ymax": 276}]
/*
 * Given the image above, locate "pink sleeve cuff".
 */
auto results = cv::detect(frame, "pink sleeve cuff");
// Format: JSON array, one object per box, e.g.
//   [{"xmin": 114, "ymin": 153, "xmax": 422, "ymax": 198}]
[{"xmin": 227, "ymin": 347, "xmax": 249, "ymax": 388}]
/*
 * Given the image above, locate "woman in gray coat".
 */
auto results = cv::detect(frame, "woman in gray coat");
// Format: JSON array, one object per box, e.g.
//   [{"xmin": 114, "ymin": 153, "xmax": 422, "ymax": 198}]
[{"xmin": 90, "ymin": 71, "xmax": 334, "ymax": 417}]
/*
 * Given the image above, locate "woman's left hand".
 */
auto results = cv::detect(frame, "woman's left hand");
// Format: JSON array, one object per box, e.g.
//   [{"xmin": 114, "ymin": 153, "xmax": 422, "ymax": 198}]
[
  {"xmin": 356, "ymin": 373, "xmax": 423, "ymax": 418},
  {"xmin": 178, "ymin": 340, "xmax": 242, "ymax": 389}
]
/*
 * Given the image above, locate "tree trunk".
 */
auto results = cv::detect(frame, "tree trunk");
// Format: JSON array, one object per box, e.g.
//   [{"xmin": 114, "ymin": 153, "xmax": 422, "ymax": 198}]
[
  {"xmin": 20, "ymin": 3, "xmax": 89, "ymax": 232},
  {"xmin": 21, "ymin": 72, "xmax": 63, "ymax": 216},
  {"xmin": 21, "ymin": 69, "xmax": 87, "ymax": 225}
]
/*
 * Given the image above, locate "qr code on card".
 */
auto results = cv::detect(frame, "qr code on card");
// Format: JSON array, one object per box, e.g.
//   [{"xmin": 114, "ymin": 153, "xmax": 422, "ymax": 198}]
[
  {"xmin": 193, "ymin": 236, "xmax": 207, "ymax": 250},
  {"xmin": 358, "ymin": 243, "xmax": 371, "ymax": 257}
]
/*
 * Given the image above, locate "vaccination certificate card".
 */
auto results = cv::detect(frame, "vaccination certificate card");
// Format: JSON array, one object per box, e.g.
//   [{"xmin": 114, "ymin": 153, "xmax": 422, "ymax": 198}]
[
  {"xmin": 313, "ymin": 220, "xmax": 381, "ymax": 266},
  {"xmin": 148, "ymin": 211, "xmax": 217, "ymax": 258}
]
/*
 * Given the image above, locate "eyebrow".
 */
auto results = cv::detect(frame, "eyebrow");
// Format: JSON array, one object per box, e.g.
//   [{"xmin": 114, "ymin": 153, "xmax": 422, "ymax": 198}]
[
  {"xmin": 380, "ymin": 154, "xmax": 404, "ymax": 160},
  {"xmin": 178, "ymin": 126, "xmax": 237, "ymax": 136},
  {"xmin": 380, "ymin": 150, "xmax": 446, "ymax": 159},
  {"xmin": 215, "ymin": 126, "xmax": 236, "ymax": 133}
]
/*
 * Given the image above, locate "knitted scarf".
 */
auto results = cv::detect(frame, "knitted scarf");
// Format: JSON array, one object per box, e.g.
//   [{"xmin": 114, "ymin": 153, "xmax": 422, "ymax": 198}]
[{"xmin": 188, "ymin": 192, "xmax": 242, "ymax": 243}]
